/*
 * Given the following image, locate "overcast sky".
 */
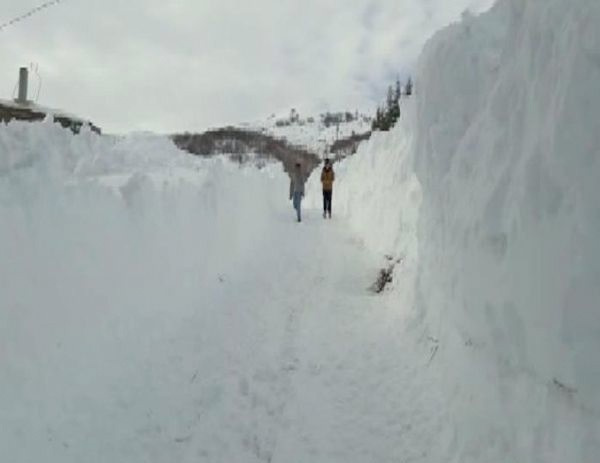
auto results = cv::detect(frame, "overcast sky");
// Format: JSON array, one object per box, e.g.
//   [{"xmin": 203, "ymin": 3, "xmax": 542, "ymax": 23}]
[{"xmin": 1, "ymin": 0, "xmax": 493, "ymax": 134}]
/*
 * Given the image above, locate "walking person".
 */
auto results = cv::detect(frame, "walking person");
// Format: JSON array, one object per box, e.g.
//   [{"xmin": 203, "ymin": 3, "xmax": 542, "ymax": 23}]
[
  {"xmin": 289, "ymin": 161, "xmax": 306, "ymax": 222},
  {"xmin": 321, "ymin": 158, "xmax": 335, "ymax": 218}
]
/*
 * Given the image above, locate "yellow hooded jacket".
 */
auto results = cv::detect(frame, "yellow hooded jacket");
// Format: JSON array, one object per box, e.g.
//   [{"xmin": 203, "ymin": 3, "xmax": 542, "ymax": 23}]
[{"xmin": 321, "ymin": 167, "xmax": 335, "ymax": 192}]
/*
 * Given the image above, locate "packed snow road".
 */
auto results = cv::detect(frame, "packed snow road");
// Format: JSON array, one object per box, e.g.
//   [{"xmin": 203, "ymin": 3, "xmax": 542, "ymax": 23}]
[
  {"xmin": 0, "ymin": 126, "xmax": 440, "ymax": 462},
  {"xmin": 173, "ymin": 211, "xmax": 436, "ymax": 463}
]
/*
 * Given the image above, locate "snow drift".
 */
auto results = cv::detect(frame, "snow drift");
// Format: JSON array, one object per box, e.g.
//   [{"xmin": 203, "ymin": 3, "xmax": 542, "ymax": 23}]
[
  {"xmin": 325, "ymin": 0, "xmax": 600, "ymax": 460},
  {"xmin": 0, "ymin": 121, "xmax": 291, "ymax": 462},
  {"xmin": 415, "ymin": 0, "xmax": 600, "ymax": 460}
]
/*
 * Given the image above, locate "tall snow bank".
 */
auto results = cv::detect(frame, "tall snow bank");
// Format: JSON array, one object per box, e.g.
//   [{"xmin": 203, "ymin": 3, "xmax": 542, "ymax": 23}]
[
  {"xmin": 306, "ymin": 112, "xmax": 420, "ymax": 263},
  {"xmin": 320, "ymin": 0, "xmax": 600, "ymax": 460},
  {"xmin": 0, "ymin": 122, "xmax": 287, "ymax": 462},
  {"xmin": 414, "ymin": 0, "xmax": 600, "ymax": 460}
]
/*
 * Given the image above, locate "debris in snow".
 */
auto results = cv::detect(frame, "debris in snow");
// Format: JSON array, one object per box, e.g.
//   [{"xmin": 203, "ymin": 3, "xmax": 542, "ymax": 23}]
[
  {"xmin": 552, "ymin": 378, "xmax": 577, "ymax": 397},
  {"xmin": 370, "ymin": 256, "xmax": 403, "ymax": 293},
  {"xmin": 370, "ymin": 265, "xmax": 394, "ymax": 293},
  {"xmin": 174, "ymin": 435, "xmax": 192, "ymax": 444}
]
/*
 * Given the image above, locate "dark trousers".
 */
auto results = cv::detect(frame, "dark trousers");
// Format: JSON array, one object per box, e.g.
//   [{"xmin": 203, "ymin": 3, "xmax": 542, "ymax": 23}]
[
  {"xmin": 292, "ymin": 192, "xmax": 302, "ymax": 221},
  {"xmin": 323, "ymin": 190, "xmax": 332, "ymax": 215}
]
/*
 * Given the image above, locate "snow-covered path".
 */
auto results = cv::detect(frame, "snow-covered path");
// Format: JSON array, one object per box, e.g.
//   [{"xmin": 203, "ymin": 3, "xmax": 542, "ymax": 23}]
[
  {"xmin": 0, "ymin": 144, "xmax": 440, "ymax": 462},
  {"xmin": 120, "ymin": 206, "xmax": 443, "ymax": 463},
  {"xmin": 187, "ymin": 210, "xmax": 441, "ymax": 463}
]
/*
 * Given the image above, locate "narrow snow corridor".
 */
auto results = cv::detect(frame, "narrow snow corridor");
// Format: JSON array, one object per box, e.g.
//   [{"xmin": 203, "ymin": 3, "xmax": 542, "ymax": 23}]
[
  {"xmin": 184, "ymin": 210, "xmax": 441, "ymax": 462},
  {"xmin": 0, "ymin": 133, "xmax": 440, "ymax": 462},
  {"xmin": 3, "ymin": 0, "xmax": 600, "ymax": 459}
]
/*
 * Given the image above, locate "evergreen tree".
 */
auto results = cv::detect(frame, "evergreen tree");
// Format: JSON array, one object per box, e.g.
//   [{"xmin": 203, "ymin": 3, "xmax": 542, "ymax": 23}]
[
  {"xmin": 372, "ymin": 75, "xmax": 408, "ymax": 131},
  {"xmin": 405, "ymin": 77, "xmax": 413, "ymax": 96},
  {"xmin": 389, "ymin": 78, "xmax": 401, "ymax": 125},
  {"xmin": 372, "ymin": 106, "xmax": 383, "ymax": 131},
  {"xmin": 371, "ymin": 109, "xmax": 378, "ymax": 131},
  {"xmin": 384, "ymin": 85, "xmax": 394, "ymax": 130}
]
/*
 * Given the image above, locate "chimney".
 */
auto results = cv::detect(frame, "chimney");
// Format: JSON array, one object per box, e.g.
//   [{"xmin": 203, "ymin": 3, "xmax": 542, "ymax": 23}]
[{"xmin": 16, "ymin": 67, "xmax": 29, "ymax": 104}]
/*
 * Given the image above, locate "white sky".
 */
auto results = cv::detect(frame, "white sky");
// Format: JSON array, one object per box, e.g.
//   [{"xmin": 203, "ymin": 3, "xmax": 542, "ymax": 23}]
[{"xmin": 0, "ymin": 0, "xmax": 494, "ymax": 134}]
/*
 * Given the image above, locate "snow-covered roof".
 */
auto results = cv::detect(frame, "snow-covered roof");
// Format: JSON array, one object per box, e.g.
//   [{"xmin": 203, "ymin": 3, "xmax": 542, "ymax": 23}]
[{"xmin": 0, "ymin": 98, "xmax": 89, "ymax": 123}]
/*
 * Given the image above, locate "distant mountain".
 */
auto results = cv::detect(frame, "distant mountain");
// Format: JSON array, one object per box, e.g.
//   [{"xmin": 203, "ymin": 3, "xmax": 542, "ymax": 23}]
[
  {"xmin": 245, "ymin": 109, "xmax": 372, "ymax": 155},
  {"xmin": 171, "ymin": 127, "xmax": 320, "ymax": 176},
  {"xmin": 171, "ymin": 109, "xmax": 372, "ymax": 175}
]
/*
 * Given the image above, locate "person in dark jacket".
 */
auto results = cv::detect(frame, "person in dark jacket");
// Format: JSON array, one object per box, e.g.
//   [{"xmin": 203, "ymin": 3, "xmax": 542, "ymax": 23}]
[
  {"xmin": 289, "ymin": 162, "xmax": 306, "ymax": 222},
  {"xmin": 320, "ymin": 158, "xmax": 335, "ymax": 218}
]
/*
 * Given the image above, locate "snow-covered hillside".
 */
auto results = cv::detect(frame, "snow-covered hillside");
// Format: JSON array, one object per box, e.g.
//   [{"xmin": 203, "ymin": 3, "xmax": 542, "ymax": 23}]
[
  {"xmin": 245, "ymin": 110, "xmax": 372, "ymax": 156},
  {"xmin": 172, "ymin": 111, "xmax": 371, "ymax": 175}
]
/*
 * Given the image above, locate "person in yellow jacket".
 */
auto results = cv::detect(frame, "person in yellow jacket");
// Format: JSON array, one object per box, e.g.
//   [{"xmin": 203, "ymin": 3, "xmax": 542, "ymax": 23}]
[{"xmin": 320, "ymin": 158, "xmax": 335, "ymax": 218}]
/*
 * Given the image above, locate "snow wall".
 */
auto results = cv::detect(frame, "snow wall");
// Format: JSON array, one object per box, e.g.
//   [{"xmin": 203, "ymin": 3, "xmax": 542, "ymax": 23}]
[
  {"xmin": 0, "ymin": 120, "xmax": 288, "ymax": 462},
  {"xmin": 314, "ymin": 0, "xmax": 600, "ymax": 460}
]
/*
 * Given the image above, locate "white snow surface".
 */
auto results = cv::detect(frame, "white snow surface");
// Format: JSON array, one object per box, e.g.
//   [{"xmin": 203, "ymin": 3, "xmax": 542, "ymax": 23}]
[
  {"xmin": 0, "ymin": 120, "xmax": 441, "ymax": 462},
  {"xmin": 2, "ymin": 0, "xmax": 600, "ymax": 461},
  {"xmin": 413, "ymin": 0, "xmax": 600, "ymax": 460},
  {"xmin": 309, "ymin": 0, "xmax": 600, "ymax": 460}
]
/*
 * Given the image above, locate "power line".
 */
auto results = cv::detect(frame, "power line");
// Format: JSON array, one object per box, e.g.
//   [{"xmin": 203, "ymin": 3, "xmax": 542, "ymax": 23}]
[{"xmin": 0, "ymin": 0, "xmax": 64, "ymax": 32}]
